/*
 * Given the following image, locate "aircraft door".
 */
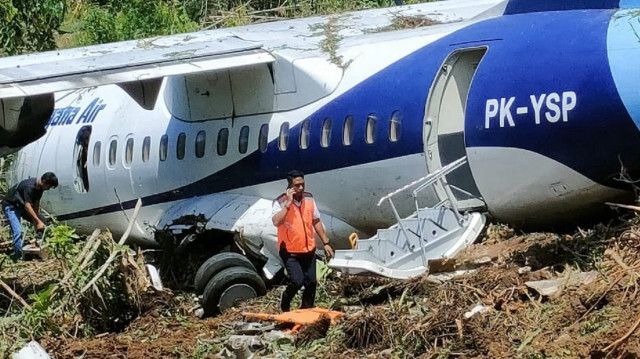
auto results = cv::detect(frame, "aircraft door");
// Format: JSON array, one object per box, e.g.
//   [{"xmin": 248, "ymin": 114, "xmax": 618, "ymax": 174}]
[{"xmin": 424, "ymin": 48, "xmax": 487, "ymax": 211}]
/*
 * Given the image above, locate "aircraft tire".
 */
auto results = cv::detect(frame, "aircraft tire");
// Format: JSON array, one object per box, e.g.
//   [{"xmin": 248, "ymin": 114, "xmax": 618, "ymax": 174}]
[
  {"xmin": 194, "ymin": 252, "xmax": 257, "ymax": 294},
  {"xmin": 202, "ymin": 266, "xmax": 267, "ymax": 316}
]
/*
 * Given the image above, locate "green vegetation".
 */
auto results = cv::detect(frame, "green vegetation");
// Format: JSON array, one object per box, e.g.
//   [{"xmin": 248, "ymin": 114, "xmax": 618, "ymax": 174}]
[
  {"xmin": 64, "ymin": 0, "xmax": 198, "ymax": 46},
  {"xmin": 0, "ymin": 228, "xmax": 153, "ymax": 357},
  {"xmin": 186, "ymin": 0, "xmax": 431, "ymax": 29},
  {"xmin": 0, "ymin": 0, "xmax": 65, "ymax": 56},
  {"xmin": 0, "ymin": 0, "xmax": 436, "ymax": 55},
  {"xmin": 46, "ymin": 224, "xmax": 79, "ymax": 261}
]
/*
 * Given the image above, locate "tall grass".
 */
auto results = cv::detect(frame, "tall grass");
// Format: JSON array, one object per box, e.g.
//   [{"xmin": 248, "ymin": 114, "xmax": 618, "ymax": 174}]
[{"xmin": 195, "ymin": 0, "xmax": 436, "ymax": 29}]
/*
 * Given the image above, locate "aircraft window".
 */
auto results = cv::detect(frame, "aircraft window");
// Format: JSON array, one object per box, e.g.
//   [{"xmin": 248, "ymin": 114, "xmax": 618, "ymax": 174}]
[
  {"xmin": 239, "ymin": 126, "xmax": 250, "ymax": 154},
  {"xmin": 159, "ymin": 135, "xmax": 168, "ymax": 161},
  {"xmin": 125, "ymin": 138, "xmax": 134, "ymax": 165},
  {"xmin": 343, "ymin": 115, "xmax": 354, "ymax": 146},
  {"xmin": 390, "ymin": 111, "xmax": 402, "ymax": 142},
  {"xmin": 109, "ymin": 139, "xmax": 117, "ymax": 167},
  {"xmin": 93, "ymin": 141, "xmax": 101, "ymax": 167},
  {"xmin": 142, "ymin": 136, "xmax": 151, "ymax": 163},
  {"xmin": 196, "ymin": 130, "xmax": 206, "ymax": 158},
  {"xmin": 366, "ymin": 114, "xmax": 378, "ymax": 144},
  {"xmin": 300, "ymin": 119, "xmax": 310, "ymax": 150},
  {"xmin": 217, "ymin": 128, "xmax": 229, "ymax": 156},
  {"xmin": 279, "ymin": 122, "xmax": 289, "ymax": 151},
  {"xmin": 177, "ymin": 132, "xmax": 186, "ymax": 160},
  {"xmin": 258, "ymin": 124, "xmax": 268, "ymax": 153},
  {"xmin": 321, "ymin": 118, "xmax": 332, "ymax": 148}
]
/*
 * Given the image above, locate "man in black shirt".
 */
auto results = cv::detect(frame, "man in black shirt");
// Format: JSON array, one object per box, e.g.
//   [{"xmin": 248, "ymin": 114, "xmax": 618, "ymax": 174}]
[{"xmin": 2, "ymin": 172, "xmax": 58, "ymax": 260}]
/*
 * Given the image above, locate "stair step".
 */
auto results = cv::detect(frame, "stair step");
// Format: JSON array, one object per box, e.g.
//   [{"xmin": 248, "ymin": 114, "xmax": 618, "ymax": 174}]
[
  {"xmin": 377, "ymin": 228, "xmax": 421, "ymax": 252},
  {"xmin": 329, "ymin": 212, "xmax": 486, "ymax": 279},
  {"xmin": 355, "ymin": 239, "xmax": 409, "ymax": 264}
]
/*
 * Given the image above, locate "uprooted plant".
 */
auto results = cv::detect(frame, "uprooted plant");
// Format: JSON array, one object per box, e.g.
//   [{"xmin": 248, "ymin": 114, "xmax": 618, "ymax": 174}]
[
  {"xmin": 0, "ymin": 200, "xmax": 158, "ymax": 356},
  {"xmin": 17, "ymin": 227, "xmax": 153, "ymax": 336}
]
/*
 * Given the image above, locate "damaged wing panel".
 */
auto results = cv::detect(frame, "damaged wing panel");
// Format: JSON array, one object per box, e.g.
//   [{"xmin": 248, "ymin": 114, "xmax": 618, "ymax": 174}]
[{"xmin": 0, "ymin": 37, "xmax": 274, "ymax": 98}]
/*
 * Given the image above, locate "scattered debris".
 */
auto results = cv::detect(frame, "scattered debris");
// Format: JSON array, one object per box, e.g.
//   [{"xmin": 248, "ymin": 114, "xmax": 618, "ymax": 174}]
[
  {"xmin": 11, "ymin": 341, "xmax": 50, "ymax": 359},
  {"xmin": 518, "ymin": 266, "xmax": 532, "ymax": 274},
  {"xmin": 342, "ymin": 307, "xmax": 386, "ymax": 349},
  {"xmin": 525, "ymin": 270, "xmax": 599, "ymax": 298},
  {"xmin": 463, "ymin": 304, "xmax": 491, "ymax": 319},
  {"xmin": 0, "ymin": 278, "xmax": 31, "ymax": 309},
  {"xmin": 222, "ymin": 335, "xmax": 266, "ymax": 359},
  {"xmin": 145, "ymin": 264, "xmax": 164, "ymax": 291},
  {"xmin": 309, "ymin": 16, "xmax": 351, "ymax": 69},
  {"xmin": 367, "ymin": 14, "xmax": 441, "ymax": 33},
  {"xmin": 295, "ymin": 314, "xmax": 331, "ymax": 345},
  {"xmin": 426, "ymin": 268, "xmax": 477, "ymax": 284}
]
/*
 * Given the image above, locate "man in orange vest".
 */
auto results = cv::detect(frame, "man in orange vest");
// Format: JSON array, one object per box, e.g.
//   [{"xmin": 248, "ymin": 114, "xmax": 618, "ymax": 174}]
[{"xmin": 272, "ymin": 170, "xmax": 334, "ymax": 312}]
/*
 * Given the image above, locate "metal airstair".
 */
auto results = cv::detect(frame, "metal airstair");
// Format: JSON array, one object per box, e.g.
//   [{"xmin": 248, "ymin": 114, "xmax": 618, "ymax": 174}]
[{"xmin": 328, "ymin": 157, "xmax": 486, "ymax": 279}]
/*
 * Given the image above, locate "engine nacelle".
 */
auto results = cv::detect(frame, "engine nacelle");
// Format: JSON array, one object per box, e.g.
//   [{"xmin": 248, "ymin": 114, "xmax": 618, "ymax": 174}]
[{"xmin": 0, "ymin": 94, "xmax": 54, "ymax": 156}]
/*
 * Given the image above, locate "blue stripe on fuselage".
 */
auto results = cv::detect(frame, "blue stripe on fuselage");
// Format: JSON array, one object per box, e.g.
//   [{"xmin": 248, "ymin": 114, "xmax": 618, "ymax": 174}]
[
  {"xmin": 504, "ymin": 0, "xmax": 622, "ymax": 14},
  {"xmin": 58, "ymin": 8, "xmax": 640, "ymax": 220},
  {"xmin": 465, "ymin": 9, "xmax": 640, "ymax": 185}
]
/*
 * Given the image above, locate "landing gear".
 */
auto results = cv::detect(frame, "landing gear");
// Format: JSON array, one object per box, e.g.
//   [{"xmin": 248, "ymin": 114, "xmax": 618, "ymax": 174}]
[
  {"xmin": 202, "ymin": 266, "xmax": 266, "ymax": 316},
  {"xmin": 193, "ymin": 252, "xmax": 257, "ymax": 294}
]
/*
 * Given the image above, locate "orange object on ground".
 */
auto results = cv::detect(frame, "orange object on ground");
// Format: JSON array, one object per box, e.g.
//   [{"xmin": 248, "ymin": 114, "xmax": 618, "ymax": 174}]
[{"xmin": 243, "ymin": 307, "xmax": 343, "ymax": 332}]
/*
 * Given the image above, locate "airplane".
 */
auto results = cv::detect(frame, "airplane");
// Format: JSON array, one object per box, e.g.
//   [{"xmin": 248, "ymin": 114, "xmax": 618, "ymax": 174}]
[{"xmin": 2, "ymin": 0, "xmax": 640, "ymax": 315}]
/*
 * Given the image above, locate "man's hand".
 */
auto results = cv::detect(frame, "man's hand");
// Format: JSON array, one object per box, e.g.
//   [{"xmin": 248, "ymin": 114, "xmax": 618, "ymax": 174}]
[
  {"xmin": 285, "ymin": 188, "xmax": 294, "ymax": 204},
  {"xmin": 323, "ymin": 243, "xmax": 334, "ymax": 259},
  {"xmin": 273, "ymin": 189, "xmax": 295, "ymax": 226},
  {"xmin": 35, "ymin": 220, "xmax": 45, "ymax": 231}
]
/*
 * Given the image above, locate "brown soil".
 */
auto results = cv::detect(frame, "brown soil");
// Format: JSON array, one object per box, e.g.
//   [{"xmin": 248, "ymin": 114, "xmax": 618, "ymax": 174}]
[{"xmin": 3, "ymin": 220, "xmax": 640, "ymax": 358}]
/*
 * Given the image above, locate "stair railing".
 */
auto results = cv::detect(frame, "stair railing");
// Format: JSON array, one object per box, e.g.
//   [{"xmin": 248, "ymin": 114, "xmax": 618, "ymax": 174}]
[{"xmin": 376, "ymin": 156, "xmax": 469, "ymax": 267}]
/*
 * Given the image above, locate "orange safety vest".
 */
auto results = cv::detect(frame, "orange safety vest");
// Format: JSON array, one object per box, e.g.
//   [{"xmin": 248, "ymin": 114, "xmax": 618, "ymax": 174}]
[{"xmin": 275, "ymin": 192, "xmax": 316, "ymax": 254}]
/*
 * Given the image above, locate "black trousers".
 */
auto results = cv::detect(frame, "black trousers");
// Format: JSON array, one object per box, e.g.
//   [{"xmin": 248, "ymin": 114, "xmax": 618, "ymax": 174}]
[{"xmin": 280, "ymin": 250, "xmax": 317, "ymax": 312}]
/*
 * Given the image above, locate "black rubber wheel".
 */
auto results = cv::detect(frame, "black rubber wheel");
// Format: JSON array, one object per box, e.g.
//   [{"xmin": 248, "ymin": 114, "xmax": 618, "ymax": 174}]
[
  {"xmin": 202, "ymin": 266, "xmax": 267, "ymax": 316},
  {"xmin": 194, "ymin": 252, "xmax": 256, "ymax": 294}
]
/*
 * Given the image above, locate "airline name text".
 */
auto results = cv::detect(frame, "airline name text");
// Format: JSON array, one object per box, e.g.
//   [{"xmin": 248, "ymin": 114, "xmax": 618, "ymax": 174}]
[{"xmin": 47, "ymin": 98, "xmax": 106, "ymax": 128}]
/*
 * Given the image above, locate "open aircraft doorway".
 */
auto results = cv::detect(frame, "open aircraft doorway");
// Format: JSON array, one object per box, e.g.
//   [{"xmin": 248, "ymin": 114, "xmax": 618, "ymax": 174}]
[
  {"xmin": 424, "ymin": 48, "xmax": 487, "ymax": 211},
  {"xmin": 73, "ymin": 126, "xmax": 91, "ymax": 193}
]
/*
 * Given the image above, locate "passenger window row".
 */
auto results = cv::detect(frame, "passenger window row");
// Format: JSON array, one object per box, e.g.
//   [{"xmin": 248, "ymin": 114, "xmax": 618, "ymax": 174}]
[
  {"xmin": 96, "ymin": 125, "xmax": 260, "ymax": 167},
  {"xmin": 94, "ymin": 111, "xmax": 402, "ymax": 167},
  {"xmin": 278, "ymin": 111, "xmax": 402, "ymax": 151}
]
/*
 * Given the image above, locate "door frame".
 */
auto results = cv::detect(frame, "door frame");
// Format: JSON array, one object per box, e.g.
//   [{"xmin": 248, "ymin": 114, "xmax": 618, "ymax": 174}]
[{"xmin": 423, "ymin": 47, "xmax": 488, "ymax": 210}]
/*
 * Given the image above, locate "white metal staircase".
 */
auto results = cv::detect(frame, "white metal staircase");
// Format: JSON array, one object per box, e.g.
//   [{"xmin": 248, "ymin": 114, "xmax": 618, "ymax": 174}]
[{"xmin": 328, "ymin": 157, "xmax": 486, "ymax": 279}]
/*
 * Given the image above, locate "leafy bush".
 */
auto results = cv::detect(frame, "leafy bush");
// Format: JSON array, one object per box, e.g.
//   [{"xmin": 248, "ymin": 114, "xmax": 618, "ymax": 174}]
[
  {"xmin": 0, "ymin": 0, "xmax": 66, "ymax": 56},
  {"xmin": 45, "ymin": 224, "xmax": 79, "ymax": 261},
  {"xmin": 73, "ymin": 0, "xmax": 198, "ymax": 46}
]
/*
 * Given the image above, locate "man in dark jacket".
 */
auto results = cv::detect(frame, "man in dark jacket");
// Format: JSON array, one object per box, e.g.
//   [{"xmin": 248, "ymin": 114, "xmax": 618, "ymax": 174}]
[{"xmin": 2, "ymin": 172, "xmax": 58, "ymax": 260}]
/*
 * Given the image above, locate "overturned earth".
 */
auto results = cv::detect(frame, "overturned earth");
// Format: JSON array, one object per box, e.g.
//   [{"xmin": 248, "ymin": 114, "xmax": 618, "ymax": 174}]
[{"xmin": 2, "ymin": 214, "xmax": 640, "ymax": 358}]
